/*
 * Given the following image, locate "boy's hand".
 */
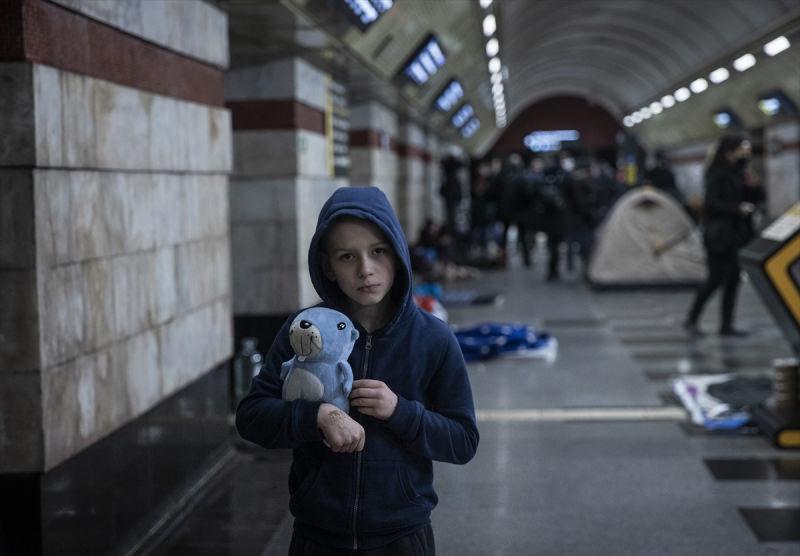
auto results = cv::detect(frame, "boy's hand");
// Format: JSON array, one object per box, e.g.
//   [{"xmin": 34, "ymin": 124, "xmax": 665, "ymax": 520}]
[
  {"xmin": 317, "ymin": 403, "xmax": 365, "ymax": 452},
  {"xmin": 350, "ymin": 379, "xmax": 398, "ymax": 420}
]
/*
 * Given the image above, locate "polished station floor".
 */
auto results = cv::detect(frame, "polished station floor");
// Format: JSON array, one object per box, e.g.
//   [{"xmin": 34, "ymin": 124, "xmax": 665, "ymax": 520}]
[{"xmin": 149, "ymin": 255, "xmax": 800, "ymax": 556}]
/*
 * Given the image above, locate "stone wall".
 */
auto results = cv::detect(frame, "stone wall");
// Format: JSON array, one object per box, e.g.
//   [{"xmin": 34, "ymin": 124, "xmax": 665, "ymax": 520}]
[{"xmin": 0, "ymin": 0, "xmax": 232, "ymax": 472}]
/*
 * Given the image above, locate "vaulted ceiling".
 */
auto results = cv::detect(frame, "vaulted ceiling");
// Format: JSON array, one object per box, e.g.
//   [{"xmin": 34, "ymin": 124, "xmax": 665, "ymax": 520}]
[{"xmin": 222, "ymin": 0, "xmax": 800, "ymax": 154}]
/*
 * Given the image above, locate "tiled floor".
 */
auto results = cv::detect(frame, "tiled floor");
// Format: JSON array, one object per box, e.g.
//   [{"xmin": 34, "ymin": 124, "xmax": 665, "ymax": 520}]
[{"xmin": 147, "ymin": 250, "xmax": 800, "ymax": 556}]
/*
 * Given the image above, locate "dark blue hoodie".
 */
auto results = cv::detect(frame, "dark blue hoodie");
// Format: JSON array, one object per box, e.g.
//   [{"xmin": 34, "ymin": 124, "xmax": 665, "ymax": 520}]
[{"xmin": 236, "ymin": 186, "xmax": 479, "ymax": 550}]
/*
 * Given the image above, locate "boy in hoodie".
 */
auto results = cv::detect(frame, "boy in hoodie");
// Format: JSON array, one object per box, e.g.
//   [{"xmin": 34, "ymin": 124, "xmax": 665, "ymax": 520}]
[{"xmin": 236, "ymin": 186, "xmax": 479, "ymax": 555}]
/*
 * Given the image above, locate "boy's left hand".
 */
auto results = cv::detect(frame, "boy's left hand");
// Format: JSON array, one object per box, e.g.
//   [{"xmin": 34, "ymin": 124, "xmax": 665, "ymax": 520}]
[{"xmin": 350, "ymin": 379, "xmax": 398, "ymax": 420}]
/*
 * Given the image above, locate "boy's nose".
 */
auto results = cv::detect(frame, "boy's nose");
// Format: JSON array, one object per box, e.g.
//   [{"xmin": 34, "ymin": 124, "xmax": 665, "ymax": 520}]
[{"xmin": 357, "ymin": 257, "xmax": 373, "ymax": 277}]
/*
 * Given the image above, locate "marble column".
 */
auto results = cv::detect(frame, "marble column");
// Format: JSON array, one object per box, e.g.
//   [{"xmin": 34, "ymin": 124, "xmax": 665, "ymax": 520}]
[
  {"xmin": 350, "ymin": 101, "xmax": 400, "ymax": 210},
  {"xmin": 0, "ymin": 0, "xmax": 232, "ymax": 552},
  {"xmin": 396, "ymin": 121, "xmax": 428, "ymax": 243},
  {"xmin": 226, "ymin": 58, "xmax": 343, "ymax": 348}
]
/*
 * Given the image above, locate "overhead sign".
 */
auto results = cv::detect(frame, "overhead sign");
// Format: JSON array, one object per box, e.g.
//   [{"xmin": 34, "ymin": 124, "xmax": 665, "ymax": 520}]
[{"xmin": 523, "ymin": 130, "xmax": 580, "ymax": 152}]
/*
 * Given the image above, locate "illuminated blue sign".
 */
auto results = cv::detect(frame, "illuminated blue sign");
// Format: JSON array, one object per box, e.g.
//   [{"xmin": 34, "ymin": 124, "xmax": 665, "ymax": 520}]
[
  {"xmin": 452, "ymin": 104, "xmax": 474, "ymax": 128},
  {"xmin": 461, "ymin": 118, "xmax": 480, "ymax": 138},
  {"xmin": 403, "ymin": 36, "xmax": 446, "ymax": 85},
  {"xmin": 435, "ymin": 80, "xmax": 464, "ymax": 112},
  {"xmin": 341, "ymin": 0, "xmax": 394, "ymax": 29},
  {"xmin": 523, "ymin": 130, "xmax": 580, "ymax": 152}
]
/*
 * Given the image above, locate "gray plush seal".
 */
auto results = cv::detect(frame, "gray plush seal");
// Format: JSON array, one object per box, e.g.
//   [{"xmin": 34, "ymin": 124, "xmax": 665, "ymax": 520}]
[{"xmin": 280, "ymin": 307, "xmax": 359, "ymax": 412}]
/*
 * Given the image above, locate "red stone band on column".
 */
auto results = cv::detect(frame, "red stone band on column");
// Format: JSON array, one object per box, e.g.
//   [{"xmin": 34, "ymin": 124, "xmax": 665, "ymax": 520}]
[
  {"xmin": 0, "ymin": 0, "xmax": 224, "ymax": 107},
  {"xmin": 397, "ymin": 144, "xmax": 428, "ymax": 160},
  {"xmin": 350, "ymin": 130, "xmax": 398, "ymax": 151},
  {"xmin": 226, "ymin": 100, "xmax": 326, "ymax": 134}
]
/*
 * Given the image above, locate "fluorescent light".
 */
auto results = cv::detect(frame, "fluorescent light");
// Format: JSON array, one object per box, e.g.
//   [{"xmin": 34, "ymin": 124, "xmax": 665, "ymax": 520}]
[
  {"xmin": 661, "ymin": 95, "xmax": 675, "ymax": 108},
  {"xmin": 733, "ymin": 53, "xmax": 756, "ymax": 72},
  {"xmin": 488, "ymin": 57, "xmax": 501, "ymax": 73},
  {"xmin": 490, "ymin": 72, "xmax": 503, "ymax": 84},
  {"xmin": 631, "ymin": 112, "xmax": 643, "ymax": 123},
  {"xmin": 640, "ymin": 107, "xmax": 652, "ymax": 119},
  {"xmin": 623, "ymin": 116, "xmax": 634, "ymax": 127},
  {"xmin": 482, "ymin": 14, "xmax": 496, "ymax": 37},
  {"xmin": 713, "ymin": 112, "xmax": 732, "ymax": 128},
  {"xmin": 492, "ymin": 83, "xmax": 504, "ymax": 95},
  {"xmin": 708, "ymin": 67, "xmax": 729, "ymax": 84},
  {"xmin": 649, "ymin": 101, "xmax": 663, "ymax": 114},
  {"xmin": 479, "ymin": 0, "xmax": 493, "ymax": 8},
  {"xmin": 764, "ymin": 36, "xmax": 790, "ymax": 56},
  {"xmin": 486, "ymin": 38, "xmax": 499, "ymax": 57},
  {"xmin": 690, "ymin": 78, "xmax": 708, "ymax": 93},
  {"xmin": 758, "ymin": 97, "xmax": 781, "ymax": 116},
  {"xmin": 674, "ymin": 87, "xmax": 691, "ymax": 102}
]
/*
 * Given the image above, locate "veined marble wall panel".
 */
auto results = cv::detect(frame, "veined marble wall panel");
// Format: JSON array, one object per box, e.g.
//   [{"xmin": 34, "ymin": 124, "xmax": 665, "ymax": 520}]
[
  {"xmin": 233, "ymin": 131, "xmax": 298, "ymax": 177},
  {"xmin": 765, "ymin": 121, "xmax": 800, "ymax": 219},
  {"xmin": 0, "ymin": 63, "xmax": 35, "ymax": 166},
  {"xmin": 350, "ymin": 147, "xmax": 398, "ymax": 209},
  {"xmin": 0, "ymin": 371, "xmax": 43, "ymax": 472},
  {"xmin": 351, "ymin": 102, "xmax": 398, "ymax": 137},
  {"xmin": 41, "ymin": 297, "xmax": 231, "ymax": 469},
  {"xmin": 49, "ymin": 0, "xmax": 229, "ymax": 68},
  {"xmin": 233, "ymin": 130, "xmax": 327, "ymax": 178},
  {"xmin": 158, "ymin": 298, "xmax": 231, "ymax": 397},
  {"xmin": 225, "ymin": 59, "xmax": 327, "ymax": 111},
  {"xmin": 233, "ymin": 265, "xmax": 301, "ymax": 315},
  {"xmin": 39, "ymin": 240, "xmax": 229, "ymax": 372},
  {"xmin": 297, "ymin": 178, "xmax": 340, "ymax": 308},
  {"xmin": 34, "ymin": 171, "xmax": 228, "ymax": 267},
  {"xmin": 33, "ymin": 66, "xmax": 231, "ymax": 172},
  {"xmin": 425, "ymin": 135, "xmax": 443, "ymax": 222},
  {"xmin": 230, "ymin": 179, "xmax": 298, "ymax": 223},
  {"xmin": 401, "ymin": 160, "xmax": 426, "ymax": 242}
]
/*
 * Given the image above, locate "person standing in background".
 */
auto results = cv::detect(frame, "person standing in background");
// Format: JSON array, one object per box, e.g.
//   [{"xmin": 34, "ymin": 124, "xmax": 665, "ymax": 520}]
[{"xmin": 684, "ymin": 134, "xmax": 765, "ymax": 337}]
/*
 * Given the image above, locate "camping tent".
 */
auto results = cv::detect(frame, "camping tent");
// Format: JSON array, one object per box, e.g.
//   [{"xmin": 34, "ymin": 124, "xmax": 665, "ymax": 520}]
[{"xmin": 588, "ymin": 187, "xmax": 706, "ymax": 288}]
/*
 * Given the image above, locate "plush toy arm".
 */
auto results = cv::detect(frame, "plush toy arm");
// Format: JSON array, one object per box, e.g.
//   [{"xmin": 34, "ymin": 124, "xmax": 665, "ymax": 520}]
[
  {"xmin": 280, "ymin": 359, "xmax": 293, "ymax": 381},
  {"xmin": 337, "ymin": 361, "xmax": 354, "ymax": 397}
]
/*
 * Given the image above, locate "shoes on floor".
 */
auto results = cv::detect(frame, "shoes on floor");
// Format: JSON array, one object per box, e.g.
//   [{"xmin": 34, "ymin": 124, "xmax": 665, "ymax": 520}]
[
  {"xmin": 719, "ymin": 327, "xmax": 749, "ymax": 337},
  {"xmin": 682, "ymin": 320, "xmax": 705, "ymax": 338}
]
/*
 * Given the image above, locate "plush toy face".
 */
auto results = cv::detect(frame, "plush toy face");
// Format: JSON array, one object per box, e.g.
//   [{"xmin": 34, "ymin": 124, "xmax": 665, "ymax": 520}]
[{"xmin": 289, "ymin": 307, "xmax": 359, "ymax": 360}]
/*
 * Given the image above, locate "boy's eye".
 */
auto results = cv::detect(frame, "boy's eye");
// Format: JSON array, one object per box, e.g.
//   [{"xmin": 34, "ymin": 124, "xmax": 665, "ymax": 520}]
[
  {"xmin": 337, "ymin": 322, "xmax": 346, "ymax": 330},
  {"xmin": 338, "ymin": 253, "xmax": 353, "ymax": 261},
  {"xmin": 374, "ymin": 247, "xmax": 387, "ymax": 255}
]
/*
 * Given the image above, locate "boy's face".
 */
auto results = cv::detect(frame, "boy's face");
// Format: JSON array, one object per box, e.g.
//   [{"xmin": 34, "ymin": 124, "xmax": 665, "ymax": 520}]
[{"xmin": 322, "ymin": 218, "xmax": 396, "ymax": 309}]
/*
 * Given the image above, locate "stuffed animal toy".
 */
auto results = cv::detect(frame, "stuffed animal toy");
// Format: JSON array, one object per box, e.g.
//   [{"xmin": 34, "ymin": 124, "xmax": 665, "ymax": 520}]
[{"xmin": 280, "ymin": 307, "xmax": 359, "ymax": 412}]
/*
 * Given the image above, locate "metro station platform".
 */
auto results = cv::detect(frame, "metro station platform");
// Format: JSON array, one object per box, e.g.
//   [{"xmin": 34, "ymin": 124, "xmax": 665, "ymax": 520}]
[{"xmin": 146, "ymin": 256, "xmax": 800, "ymax": 556}]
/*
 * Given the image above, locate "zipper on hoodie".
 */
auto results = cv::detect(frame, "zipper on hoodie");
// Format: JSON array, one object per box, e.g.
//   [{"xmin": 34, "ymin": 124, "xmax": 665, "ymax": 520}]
[{"xmin": 352, "ymin": 334, "xmax": 372, "ymax": 550}]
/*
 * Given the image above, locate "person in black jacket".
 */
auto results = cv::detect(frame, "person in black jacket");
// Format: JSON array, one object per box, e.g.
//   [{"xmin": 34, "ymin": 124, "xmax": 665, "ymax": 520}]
[
  {"xmin": 684, "ymin": 134, "xmax": 765, "ymax": 337},
  {"xmin": 236, "ymin": 187, "xmax": 478, "ymax": 554}
]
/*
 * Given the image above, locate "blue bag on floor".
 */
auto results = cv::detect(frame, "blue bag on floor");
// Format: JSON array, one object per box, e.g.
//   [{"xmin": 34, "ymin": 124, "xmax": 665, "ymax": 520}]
[{"xmin": 454, "ymin": 323, "xmax": 556, "ymax": 361}]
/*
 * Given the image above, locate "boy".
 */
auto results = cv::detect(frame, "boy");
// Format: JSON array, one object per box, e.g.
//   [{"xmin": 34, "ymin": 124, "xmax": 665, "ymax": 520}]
[{"xmin": 236, "ymin": 186, "xmax": 479, "ymax": 555}]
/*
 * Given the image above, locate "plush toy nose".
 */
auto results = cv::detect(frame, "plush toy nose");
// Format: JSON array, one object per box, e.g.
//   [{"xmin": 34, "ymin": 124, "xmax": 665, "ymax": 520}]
[{"xmin": 300, "ymin": 320, "xmax": 312, "ymax": 329}]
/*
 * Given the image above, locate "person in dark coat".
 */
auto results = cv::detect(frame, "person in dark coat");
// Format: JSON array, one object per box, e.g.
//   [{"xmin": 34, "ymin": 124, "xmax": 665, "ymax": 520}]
[
  {"xmin": 440, "ymin": 154, "xmax": 464, "ymax": 237},
  {"xmin": 684, "ymin": 134, "xmax": 765, "ymax": 337},
  {"xmin": 498, "ymin": 153, "xmax": 532, "ymax": 267},
  {"xmin": 536, "ymin": 158, "xmax": 569, "ymax": 281}
]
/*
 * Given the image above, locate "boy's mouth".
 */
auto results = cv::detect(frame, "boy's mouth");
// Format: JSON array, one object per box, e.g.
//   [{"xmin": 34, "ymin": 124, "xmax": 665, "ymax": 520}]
[{"xmin": 358, "ymin": 284, "xmax": 380, "ymax": 293}]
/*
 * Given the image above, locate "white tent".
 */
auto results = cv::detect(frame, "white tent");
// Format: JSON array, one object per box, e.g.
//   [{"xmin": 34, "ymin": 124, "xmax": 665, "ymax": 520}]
[{"xmin": 588, "ymin": 187, "xmax": 707, "ymax": 287}]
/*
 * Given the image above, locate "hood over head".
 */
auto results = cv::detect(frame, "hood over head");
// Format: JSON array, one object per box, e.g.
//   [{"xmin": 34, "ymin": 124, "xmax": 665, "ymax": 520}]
[{"xmin": 308, "ymin": 186, "xmax": 413, "ymax": 330}]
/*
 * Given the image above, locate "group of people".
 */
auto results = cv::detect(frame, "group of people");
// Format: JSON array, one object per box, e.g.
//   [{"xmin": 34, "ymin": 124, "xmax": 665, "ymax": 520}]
[{"xmin": 463, "ymin": 151, "xmax": 623, "ymax": 281}]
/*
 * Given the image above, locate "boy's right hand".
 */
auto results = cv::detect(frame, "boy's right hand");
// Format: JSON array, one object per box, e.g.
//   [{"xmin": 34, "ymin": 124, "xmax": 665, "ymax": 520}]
[{"xmin": 317, "ymin": 403, "xmax": 365, "ymax": 452}]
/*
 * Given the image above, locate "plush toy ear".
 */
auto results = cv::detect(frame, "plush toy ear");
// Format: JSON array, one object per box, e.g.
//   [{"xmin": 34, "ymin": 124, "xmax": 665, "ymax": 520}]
[{"xmin": 350, "ymin": 328, "xmax": 359, "ymax": 342}]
